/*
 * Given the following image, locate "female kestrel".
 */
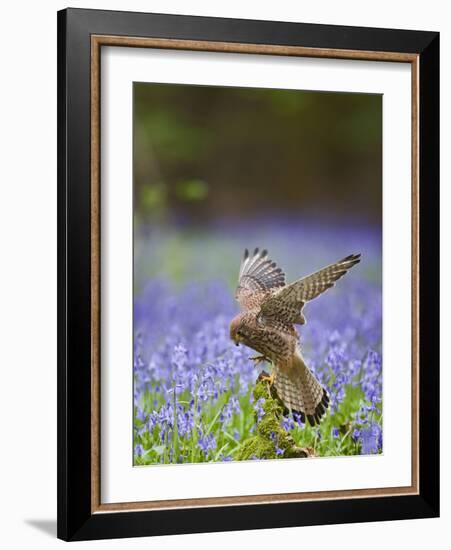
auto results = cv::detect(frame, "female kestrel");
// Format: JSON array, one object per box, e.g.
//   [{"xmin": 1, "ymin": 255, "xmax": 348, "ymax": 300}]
[{"xmin": 230, "ymin": 248, "xmax": 361, "ymax": 425}]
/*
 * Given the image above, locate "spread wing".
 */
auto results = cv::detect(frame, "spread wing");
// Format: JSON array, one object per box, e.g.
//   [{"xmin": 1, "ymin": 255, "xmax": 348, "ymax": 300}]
[
  {"xmin": 235, "ymin": 248, "xmax": 286, "ymax": 311},
  {"xmin": 260, "ymin": 254, "xmax": 361, "ymax": 325}
]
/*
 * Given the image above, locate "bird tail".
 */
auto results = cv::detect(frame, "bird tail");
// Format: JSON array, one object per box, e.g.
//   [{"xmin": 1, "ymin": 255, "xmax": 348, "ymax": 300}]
[{"xmin": 273, "ymin": 353, "xmax": 329, "ymax": 426}]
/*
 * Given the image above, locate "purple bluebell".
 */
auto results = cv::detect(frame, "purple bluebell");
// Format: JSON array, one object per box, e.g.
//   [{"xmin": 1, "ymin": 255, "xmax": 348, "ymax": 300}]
[
  {"xmin": 254, "ymin": 398, "xmax": 266, "ymax": 423},
  {"xmin": 133, "ymin": 219, "xmax": 382, "ymax": 463},
  {"xmin": 360, "ymin": 423, "xmax": 383, "ymax": 454}
]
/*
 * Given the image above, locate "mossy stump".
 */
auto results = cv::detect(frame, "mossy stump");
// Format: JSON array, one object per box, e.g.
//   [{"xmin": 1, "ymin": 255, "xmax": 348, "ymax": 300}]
[{"xmin": 236, "ymin": 372, "xmax": 315, "ymax": 460}]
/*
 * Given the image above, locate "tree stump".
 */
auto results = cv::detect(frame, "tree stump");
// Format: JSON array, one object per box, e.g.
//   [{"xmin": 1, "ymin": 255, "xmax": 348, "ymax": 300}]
[{"xmin": 236, "ymin": 371, "xmax": 315, "ymax": 460}]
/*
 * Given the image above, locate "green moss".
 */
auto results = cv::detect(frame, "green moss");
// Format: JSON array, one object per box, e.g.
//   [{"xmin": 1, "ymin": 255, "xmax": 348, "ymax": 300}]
[
  {"xmin": 236, "ymin": 435, "xmax": 276, "ymax": 460},
  {"xmin": 236, "ymin": 378, "xmax": 312, "ymax": 461}
]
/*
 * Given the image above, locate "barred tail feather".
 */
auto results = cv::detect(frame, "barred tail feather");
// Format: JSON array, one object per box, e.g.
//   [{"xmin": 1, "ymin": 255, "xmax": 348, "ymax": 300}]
[{"xmin": 274, "ymin": 355, "xmax": 329, "ymax": 426}]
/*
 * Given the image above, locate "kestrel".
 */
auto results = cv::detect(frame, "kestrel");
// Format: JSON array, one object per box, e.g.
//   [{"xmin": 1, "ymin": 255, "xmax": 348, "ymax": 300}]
[{"xmin": 230, "ymin": 248, "xmax": 361, "ymax": 426}]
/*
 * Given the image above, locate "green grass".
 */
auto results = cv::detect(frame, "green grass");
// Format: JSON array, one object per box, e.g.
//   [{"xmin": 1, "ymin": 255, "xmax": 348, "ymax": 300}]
[{"xmin": 134, "ymin": 374, "xmax": 382, "ymax": 465}]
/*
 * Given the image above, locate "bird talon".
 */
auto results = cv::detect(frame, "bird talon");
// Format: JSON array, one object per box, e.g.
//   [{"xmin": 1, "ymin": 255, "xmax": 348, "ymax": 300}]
[{"xmin": 260, "ymin": 373, "xmax": 275, "ymax": 386}]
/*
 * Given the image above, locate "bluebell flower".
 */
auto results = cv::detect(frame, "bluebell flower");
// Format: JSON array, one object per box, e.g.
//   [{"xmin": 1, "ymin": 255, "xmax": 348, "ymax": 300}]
[
  {"xmin": 197, "ymin": 432, "xmax": 217, "ymax": 455},
  {"xmin": 136, "ymin": 407, "xmax": 147, "ymax": 423},
  {"xmin": 293, "ymin": 412, "xmax": 304, "ymax": 427},
  {"xmin": 254, "ymin": 398, "xmax": 266, "ymax": 422},
  {"xmin": 281, "ymin": 416, "xmax": 295, "ymax": 431},
  {"xmin": 172, "ymin": 344, "xmax": 188, "ymax": 370},
  {"xmin": 219, "ymin": 454, "xmax": 233, "ymax": 462},
  {"xmin": 135, "ymin": 444, "xmax": 144, "ymax": 457},
  {"xmin": 360, "ymin": 423, "xmax": 382, "ymax": 454}
]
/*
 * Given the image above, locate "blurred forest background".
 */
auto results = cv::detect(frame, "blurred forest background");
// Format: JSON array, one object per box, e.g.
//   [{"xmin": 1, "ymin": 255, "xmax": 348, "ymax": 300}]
[
  {"xmin": 134, "ymin": 83, "xmax": 381, "ymax": 229},
  {"xmin": 133, "ymin": 83, "xmax": 382, "ymax": 291}
]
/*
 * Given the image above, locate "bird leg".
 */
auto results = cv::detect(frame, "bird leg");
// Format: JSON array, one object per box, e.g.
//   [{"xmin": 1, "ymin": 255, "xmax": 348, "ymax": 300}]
[
  {"xmin": 259, "ymin": 372, "xmax": 275, "ymax": 386},
  {"xmin": 249, "ymin": 355, "xmax": 268, "ymax": 365}
]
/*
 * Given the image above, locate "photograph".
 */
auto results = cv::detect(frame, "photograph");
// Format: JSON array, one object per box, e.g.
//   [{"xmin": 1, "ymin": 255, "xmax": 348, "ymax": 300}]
[{"xmin": 132, "ymin": 82, "xmax": 383, "ymax": 466}]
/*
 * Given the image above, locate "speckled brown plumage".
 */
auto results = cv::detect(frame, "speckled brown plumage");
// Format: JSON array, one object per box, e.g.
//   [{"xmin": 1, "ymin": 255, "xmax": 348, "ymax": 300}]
[{"xmin": 230, "ymin": 248, "xmax": 360, "ymax": 425}]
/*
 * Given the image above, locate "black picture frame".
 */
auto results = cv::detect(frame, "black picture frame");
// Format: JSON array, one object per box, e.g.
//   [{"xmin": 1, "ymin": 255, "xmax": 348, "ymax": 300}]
[{"xmin": 57, "ymin": 7, "xmax": 439, "ymax": 542}]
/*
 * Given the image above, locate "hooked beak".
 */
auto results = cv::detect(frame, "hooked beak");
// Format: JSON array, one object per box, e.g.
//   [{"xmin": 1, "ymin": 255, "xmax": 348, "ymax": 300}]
[{"xmin": 232, "ymin": 333, "xmax": 242, "ymax": 347}]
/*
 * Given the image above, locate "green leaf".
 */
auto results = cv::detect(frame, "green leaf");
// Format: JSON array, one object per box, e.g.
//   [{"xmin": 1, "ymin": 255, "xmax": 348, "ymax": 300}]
[{"xmin": 152, "ymin": 445, "xmax": 166, "ymax": 456}]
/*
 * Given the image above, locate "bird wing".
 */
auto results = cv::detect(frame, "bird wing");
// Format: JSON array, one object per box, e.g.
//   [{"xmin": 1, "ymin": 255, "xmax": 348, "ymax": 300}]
[
  {"xmin": 260, "ymin": 254, "xmax": 361, "ymax": 325},
  {"xmin": 235, "ymin": 248, "xmax": 286, "ymax": 311}
]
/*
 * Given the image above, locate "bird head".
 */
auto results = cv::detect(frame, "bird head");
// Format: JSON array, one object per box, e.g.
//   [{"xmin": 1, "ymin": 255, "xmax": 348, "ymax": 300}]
[{"xmin": 230, "ymin": 316, "xmax": 245, "ymax": 346}]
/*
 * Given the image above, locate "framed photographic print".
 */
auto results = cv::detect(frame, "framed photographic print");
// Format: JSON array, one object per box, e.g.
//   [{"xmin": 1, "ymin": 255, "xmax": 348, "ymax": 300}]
[{"xmin": 57, "ymin": 8, "xmax": 439, "ymax": 542}]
